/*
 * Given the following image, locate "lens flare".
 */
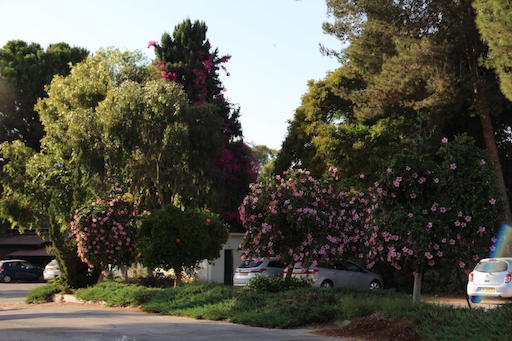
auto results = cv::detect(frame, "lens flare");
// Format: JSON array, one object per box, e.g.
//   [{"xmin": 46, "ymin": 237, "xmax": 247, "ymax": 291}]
[{"xmin": 488, "ymin": 224, "xmax": 512, "ymax": 258}]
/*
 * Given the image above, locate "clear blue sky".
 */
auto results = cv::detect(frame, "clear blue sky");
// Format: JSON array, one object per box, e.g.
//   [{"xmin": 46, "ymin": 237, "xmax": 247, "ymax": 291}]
[{"xmin": 0, "ymin": 0, "xmax": 341, "ymax": 149}]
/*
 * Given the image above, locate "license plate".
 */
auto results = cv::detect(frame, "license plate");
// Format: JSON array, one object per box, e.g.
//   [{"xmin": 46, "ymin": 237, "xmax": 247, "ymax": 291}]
[
  {"xmin": 478, "ymin": 287, "xmax": 496, "ymax": 293},
  {"xmin": 239, "ymin": 272, "xmax": 248, "ymax": 276}
]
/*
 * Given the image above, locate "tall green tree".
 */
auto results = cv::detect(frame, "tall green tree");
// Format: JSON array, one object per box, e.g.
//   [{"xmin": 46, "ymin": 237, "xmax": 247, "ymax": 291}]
[
  {"xmin": 0, "ymin": 40, "xmax": 88, "ymax": 150},
  {"xmin": 474, "ymin": 0, "xmax": 512, "ymax": 101},
  {"xmin": 278, "ymin": 0, "xmax": 511, "ymax": 223},
  {"xmin": 0, "ymin": 49, "xmax": 224, "ymax": 286},
  {"xmin": 149, "ymin": 20, "xmax": 257, "ymax": 229}
]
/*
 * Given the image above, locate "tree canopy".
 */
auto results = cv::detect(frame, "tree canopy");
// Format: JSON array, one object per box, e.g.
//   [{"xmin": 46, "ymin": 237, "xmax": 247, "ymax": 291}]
[{"xmin": 0, "ymin": 40, "xmax": 88, "ymax": 150}]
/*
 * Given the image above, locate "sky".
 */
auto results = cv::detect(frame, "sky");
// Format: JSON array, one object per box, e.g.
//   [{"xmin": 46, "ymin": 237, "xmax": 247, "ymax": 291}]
[{"xmin": 0, "ymin": 0, "xmax": 341, "ymax": 149}]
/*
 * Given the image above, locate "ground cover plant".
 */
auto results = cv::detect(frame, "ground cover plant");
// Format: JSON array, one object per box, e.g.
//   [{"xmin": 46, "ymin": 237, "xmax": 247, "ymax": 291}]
[
  {"xmin": 68, "ymin": 280, "xmax": 512, "ymax": 339},
  {"xmin": 25, "ymin": 283, "xmax": 60, "ymax": 303}
]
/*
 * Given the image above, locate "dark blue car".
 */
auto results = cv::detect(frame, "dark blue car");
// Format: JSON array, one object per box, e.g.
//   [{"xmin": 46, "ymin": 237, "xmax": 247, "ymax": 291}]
[{"xmin": 0, "ymin": 259, "xmax": 44, "ymax": 283}]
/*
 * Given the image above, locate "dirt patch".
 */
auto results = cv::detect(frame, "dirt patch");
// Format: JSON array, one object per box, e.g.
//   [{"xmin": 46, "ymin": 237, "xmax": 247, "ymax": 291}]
[{"xmin": 315, "ymin": 313, "xmax": 420, "ymax": 341}]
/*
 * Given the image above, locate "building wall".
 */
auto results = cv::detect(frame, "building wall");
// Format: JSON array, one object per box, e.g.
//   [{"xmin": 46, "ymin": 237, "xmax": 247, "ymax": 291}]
[{"xmin": 196, "ymin": 233, "xmax": 244, "ymax": 284}]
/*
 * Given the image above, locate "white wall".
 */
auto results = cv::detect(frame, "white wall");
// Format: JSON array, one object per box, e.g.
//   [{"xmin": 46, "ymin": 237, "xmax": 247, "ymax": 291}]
[{"xmin": 196, "ymin": 233, "xmax": 244, "ymax": 284}]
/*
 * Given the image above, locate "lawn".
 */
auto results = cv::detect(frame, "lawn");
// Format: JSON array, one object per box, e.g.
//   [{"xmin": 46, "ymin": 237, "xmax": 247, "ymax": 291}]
[{"xmin": 29, "ymin": 281, "xmax": 512, "ymax": 340}]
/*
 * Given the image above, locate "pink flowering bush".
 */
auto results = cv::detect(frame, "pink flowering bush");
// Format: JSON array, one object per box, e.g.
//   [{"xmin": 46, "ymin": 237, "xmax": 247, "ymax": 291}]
[
  {"xmin": 372, "ymin": 135, "xmax": 502, "ymax": 273},
  {"xmin": 239, "ymin": 169, "xmax": 380, "ymax": 273},
  {"xmin": 70, "ymin": 195, "xmax": 137, "ymax": 271}
]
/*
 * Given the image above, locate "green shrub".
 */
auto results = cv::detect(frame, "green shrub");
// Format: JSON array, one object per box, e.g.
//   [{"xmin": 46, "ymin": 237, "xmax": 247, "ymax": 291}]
[
  {"xmin": 25, "ymin": 283, "xmax": 60, "ymax": 304},
  {"xmin": 136, "ymin": 206, "xmax": 228, "ymax": 285},
  {"xmin": 75, "ymin": 281, "xmax": 159, "ymax": 306},
  {"xmin": 247, "ymin": 275, "xmax": 311, "ymax": 292},
  {"xmin": 231, "ymin": 288, "xmax": 337, "ymax": 328}
]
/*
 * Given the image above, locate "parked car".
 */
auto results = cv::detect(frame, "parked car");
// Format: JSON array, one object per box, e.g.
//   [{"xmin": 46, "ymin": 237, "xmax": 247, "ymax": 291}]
[
  {"xmin": 233, "ymin": 258, "xmax": 286, "ymax": 286},
  {"xmin": 43, "ymin": 259, "xmax": 61, "ymax": 281},
  {"xmin": 289, "ymin": 260, "xmax": 383, "ymax": 290},
  {"xmin": 467, "ymin": 257, "xmax": 512, "ymax": 303},
  {"xmin": 0, "ymin": 259, "xmax": 44, "ymax": 283}
]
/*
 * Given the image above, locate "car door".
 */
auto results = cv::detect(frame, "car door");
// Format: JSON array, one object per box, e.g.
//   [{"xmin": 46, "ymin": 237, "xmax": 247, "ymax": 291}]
[
  {"xmin": 9, "ymin": 261, "xmax": 25, "ymax": 281},
  {"xmin": 332, "ymin": 262, "xmax": 355, "ymax": 287},
  {"xmin": 343, "ymin": 261, "xmax": 369, "ymax": 289},
  {"xmin": 19, "ymin": 262, "xmax": 38, "ymax": 281}
]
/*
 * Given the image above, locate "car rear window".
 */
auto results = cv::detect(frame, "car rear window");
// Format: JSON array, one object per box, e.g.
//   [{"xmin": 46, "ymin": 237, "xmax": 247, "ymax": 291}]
[
  {"xmin": 239, "ymin": 260, "xmax": 263, "ymax": 268},
  {"xmin": 475, "ymin": 261, "xmax": 508, "ymax": 273}
]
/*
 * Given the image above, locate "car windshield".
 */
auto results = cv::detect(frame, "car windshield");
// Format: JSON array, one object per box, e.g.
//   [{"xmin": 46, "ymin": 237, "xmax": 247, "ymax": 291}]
[
  {"xmin": 475, "ymin": 261, "xmax": 508, "ymax": 273},
  {"xmin": 239, "ymin": 260, "xmax": 263, "ymax": 268}
]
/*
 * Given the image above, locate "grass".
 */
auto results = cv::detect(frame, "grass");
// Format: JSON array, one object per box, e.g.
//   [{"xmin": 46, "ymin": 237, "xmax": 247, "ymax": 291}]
[
  {"xmin": 34, "ymin": 281, "xmax": 512, "ymax": 339},
  {"xmin": 25, "ymin": 283, "xmax": 61, "ymax": 303}
]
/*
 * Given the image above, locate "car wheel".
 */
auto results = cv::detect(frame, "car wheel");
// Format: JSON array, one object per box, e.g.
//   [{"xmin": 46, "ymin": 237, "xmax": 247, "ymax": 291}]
[
  {"xmin": 2, "ymin": 275, "xmax": 12, "ymax": 283},
  {"xmin": 470, "ymin": 295, "xmax": 482, "ymax": 304},
  {"xmin": 320, "ymin": 280, "xmax": 334, "ymax": 289},
  {"xmin": 369, "ymin": 280, "xmax": 382, "ymax": 290}
]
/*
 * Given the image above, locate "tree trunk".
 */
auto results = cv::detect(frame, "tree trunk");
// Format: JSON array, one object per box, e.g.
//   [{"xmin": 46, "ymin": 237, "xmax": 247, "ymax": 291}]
[
  {"xmin": 284, "ymin": 264, "xmax": 293, "ymax": 280},
  {"xmin": 120, "ymin": 264, "xmax": 129, "ymax": 282},
  {"xmin": 412, "ymin": 268, "xmax": 423, "ymax": 303},
  {"xmin": 174, "ymin": 268, "xmax": 183, "ymax": 287},
  {"xmin": 479, "ymin": 110, "xmax": 512, "ymax": 225},
  {"xmin": 465, "ymin": 31, "xmax": 512, "ymax": 225}
]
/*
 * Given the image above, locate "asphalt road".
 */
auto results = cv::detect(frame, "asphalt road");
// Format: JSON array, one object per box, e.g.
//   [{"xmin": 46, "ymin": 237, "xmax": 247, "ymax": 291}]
[
  {"xmin": 0, "ymin": 282, "xmax": 45, "ymax": 305},
  {"xmin": 0, "ymin": 303, "xmax": 343, "ymax": 341}
]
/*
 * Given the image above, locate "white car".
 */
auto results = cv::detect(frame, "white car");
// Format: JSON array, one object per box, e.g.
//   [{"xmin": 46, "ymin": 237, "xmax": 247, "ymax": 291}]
[
  {"xmin": 467, "ymin": 257, "xmax": 512, "ymax": 303},
  {"xmin": 289, "ymin": 260, "xmax": 383, "ymax": 290},
  {"xmin": 233, "ymin": 259, "xmax": 285, "ymax": 286},
  {"xmin": 43, "ymin": 259, "xmax": 61, "ymax": 280}
]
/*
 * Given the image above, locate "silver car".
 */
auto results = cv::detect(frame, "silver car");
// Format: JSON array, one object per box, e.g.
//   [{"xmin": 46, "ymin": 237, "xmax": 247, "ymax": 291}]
[
  {"xmin": 291, "ymin": 260, "xmax": 383, "ymax": 290},
  {"xmin": 233, "ymin": 258, "xmax": 285, "ymax": 286},
  {"xmin": 467, "ymin": 257, "xmax": 512, "ymax": 303},
  {"xmin": 43, "ymin": 259, "xmax": 61, "ymax": 280}
]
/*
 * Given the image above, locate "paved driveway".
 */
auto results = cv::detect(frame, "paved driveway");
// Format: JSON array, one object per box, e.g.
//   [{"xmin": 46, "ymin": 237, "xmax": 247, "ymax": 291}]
[
  {"xmin": 0, "ymin": 283, "xmax": 46, "ymax": 305},
  {"xmin": 0, "ymin": 302, "xmax": 342, "ymax": 341}
]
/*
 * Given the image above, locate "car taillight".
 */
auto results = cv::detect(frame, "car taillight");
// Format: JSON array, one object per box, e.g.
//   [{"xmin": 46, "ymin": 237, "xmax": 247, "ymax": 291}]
[
  {"xmin": 250, "ymin": 268, "xmax": 267, "ymax": 273},
  {"xmin": 469, "ymin": 272, "xmax": 474, "ymax": 282},
  {"xmin": 505, "ymin": 273, "xmax": 512, "ymax": 284},
  {"xmin": 308, "ymin": 269, "xmax": 319, "ymax": 274}
]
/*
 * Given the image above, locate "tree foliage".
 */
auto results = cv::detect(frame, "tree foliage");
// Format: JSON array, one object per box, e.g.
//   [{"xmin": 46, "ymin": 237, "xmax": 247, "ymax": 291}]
[
  {"xmin": 136, "ymin": 205, "xmax": 228, "ymax": 286},
  {"xmin": 0, "ymin": 40, "xmax": 88, "ymax": 150},
  {"xmin": 277, "ymin": 0, "xmax": 512, "ymax": 223},
  {"xmin": 149, "ymin": 19, "xmax": 257, "ymax": 228},
  {"xmin": 474, "ymin": 0, "xmax": 512, "ymax": 101}
]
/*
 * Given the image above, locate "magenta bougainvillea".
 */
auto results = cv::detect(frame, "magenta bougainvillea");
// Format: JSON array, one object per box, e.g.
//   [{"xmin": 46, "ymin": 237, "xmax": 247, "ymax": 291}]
[{"xmin": 70, "ymin": 195, "xmax": 137, "ymax": 270}]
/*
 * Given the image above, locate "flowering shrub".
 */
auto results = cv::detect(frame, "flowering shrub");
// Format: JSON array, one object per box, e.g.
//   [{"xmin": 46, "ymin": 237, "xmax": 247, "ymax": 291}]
[
  {"xmin": 240, "ymin": 136, "xmax": 502, "ymax": 281},
  {"xmin": 70, "ymin": 195, "xmax": 137, "ymax": 270},
  {"xmin": 239, "ymin": 169, "xmax": 380, "ymax": 271},
  {"xmin": 368, "ymin": 135, "xmax": 502, "ymax": 272}
]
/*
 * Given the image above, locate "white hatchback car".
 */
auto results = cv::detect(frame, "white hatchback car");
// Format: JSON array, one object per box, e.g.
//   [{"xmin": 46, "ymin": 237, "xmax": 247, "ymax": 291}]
[
  {"xmin": 43, "ymin": 259, "xmax": 61, "ymax": 280},
  {"xmin": 467, "ymin": 257, "xmax": 512, "ymax": 303}
]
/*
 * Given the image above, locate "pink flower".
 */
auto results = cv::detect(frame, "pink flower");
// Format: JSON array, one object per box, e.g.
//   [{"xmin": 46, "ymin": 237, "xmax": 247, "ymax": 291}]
[
  {"xmin": 489, "ymin": 198, "xmax": 496, "ymax": 205},
  {"xmin": 480, "ymin": 159, "xmax": 486, "ymax": 165},
  {"xmin": 459, "ymin": 262, "xmax": 465, "ymax": 268},
  {"xmin": 407, "ymin": 212, "xmax": 414, "ymax": 218},
  {"xmin": 441, "ymin": 137, "xmax": 448, "ymax": 143},
  {"xmin": 147, "ymin": 40, "xmax": 157, "ymax": 48},
  {"xmin": 386, "ymin": 168, "xmax": 393, "ymax": 173},
  {"xmin": 410, "ymin": 193, "xmax": 417, "ymax": 199},
  {"xmin": 449, "ymin": 163, "xmax": 457, "ymax": 170},
  {"xmin": 433, "ymin": 178, "xmax": 440, "ymax": 184},
  {"xmin": 424, "ymin": 252, "xmax": 433, "ymax": 259}
]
